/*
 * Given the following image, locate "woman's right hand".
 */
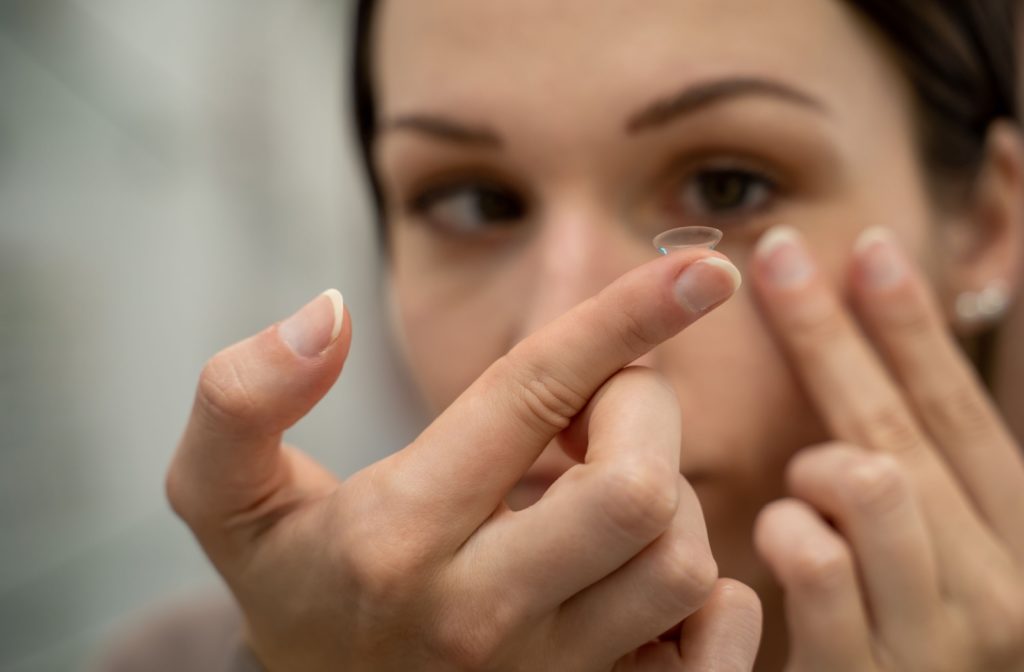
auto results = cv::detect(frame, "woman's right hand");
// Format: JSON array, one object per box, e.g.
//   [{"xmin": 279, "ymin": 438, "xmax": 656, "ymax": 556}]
[{"xmin": 166, "ymin": 249, "xmax": 762, "ymax": 672}]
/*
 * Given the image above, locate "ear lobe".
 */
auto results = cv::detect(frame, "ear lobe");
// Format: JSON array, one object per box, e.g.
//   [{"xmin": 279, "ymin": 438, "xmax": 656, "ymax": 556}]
[{"xmin": 941, "ymin": 120, "xmax": 1024, "ymax": 333}]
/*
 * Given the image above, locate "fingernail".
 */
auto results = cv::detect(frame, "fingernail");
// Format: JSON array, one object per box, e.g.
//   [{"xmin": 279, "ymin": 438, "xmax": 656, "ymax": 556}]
[
  {"xmin": 279, "ymin": 289, "xmax": 345, "ymax": 357},
  {"xmin": 674, "ymin": 257, "xmax": 742, "ymax": 314},
  {"xmin": 854, "ymin": 227, "xmax": 907, "ymax": 289},
  {"xmin": 756, "ymin": 226, "xmax": 813, "ymax": 288}
]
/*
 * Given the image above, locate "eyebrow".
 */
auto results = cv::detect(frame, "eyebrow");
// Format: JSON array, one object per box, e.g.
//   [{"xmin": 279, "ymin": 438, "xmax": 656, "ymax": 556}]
[
  {"xmin": 382, "ymin": 115, "xmax": 504, "ymax": 148},
  {"xmin": 626, "ymin": 76, "xmax": 827, "ymax": 133},
  {"xmin": 381, "ymin": 76, "xmax": 827, "ymax": 147}
]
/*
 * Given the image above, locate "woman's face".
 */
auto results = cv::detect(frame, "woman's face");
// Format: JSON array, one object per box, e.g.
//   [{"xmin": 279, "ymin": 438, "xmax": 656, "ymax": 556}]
[{"xmin": 371, "ymin": 0, "xmax": 938, "ymax": 581}]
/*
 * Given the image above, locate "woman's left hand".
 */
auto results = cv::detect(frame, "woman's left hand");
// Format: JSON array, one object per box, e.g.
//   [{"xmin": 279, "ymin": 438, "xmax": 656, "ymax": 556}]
[{"xmin": 749, "ymin": 226, "xmax": 1024, "ymax": 671}]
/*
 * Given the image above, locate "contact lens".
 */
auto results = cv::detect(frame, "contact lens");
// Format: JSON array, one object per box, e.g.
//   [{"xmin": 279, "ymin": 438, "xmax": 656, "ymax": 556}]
[{"xmin": 653, "ymin": 226, "xmax": 723, "ymax": 255}]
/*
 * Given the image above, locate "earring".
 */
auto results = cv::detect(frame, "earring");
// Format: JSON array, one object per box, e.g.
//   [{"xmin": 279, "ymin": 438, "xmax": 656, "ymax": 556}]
[{"xmin": 956, "ymin": 283, "xmax": 1011, "ymax": 327}]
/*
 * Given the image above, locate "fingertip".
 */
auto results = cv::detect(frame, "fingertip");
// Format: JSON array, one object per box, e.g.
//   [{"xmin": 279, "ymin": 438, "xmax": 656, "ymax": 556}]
[
  {"xmin": 851, "ymin": 227, "xmax": 909, "ymax": 292},
  {"xmin": 710, "ymin": 578, "xmax": 763, "ymax": 624},
  {"xmin": 325, "ymin": 297, "xmax": 354, "ymax": 366},
  {"xmin": 673, "ymin": 256, "xmax": 742, "ymax": 315},
  {"xmin": 751, "ymin": 225, "xmax": 815, "ymax": 290},
  {"xmin": 698, "ymin": 257, "xmax": 743, "ymax": 291},
  {"xmin": 708, "ymin": 577, "xmax": 764, "ymax": 646},
  {"xmin": 279, "ymin": 289, "xmax": 348, "ymax": 359},
  {"xmin": 751, "ymin": 498, "xmax": 803, "ymax": 572},
  {"xmin": 677, "ymin": 578, "xmax": 763, "ymax": 670},
  {"xmin": 322, "ymin": 288, "xmax": 345, "ymax": 343}
]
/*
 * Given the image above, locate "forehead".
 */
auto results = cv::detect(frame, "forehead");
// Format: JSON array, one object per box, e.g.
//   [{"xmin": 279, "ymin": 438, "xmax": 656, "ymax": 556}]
[{"xmin": 373, "ymin": 0, "xmax": 904, "ymax": 127}]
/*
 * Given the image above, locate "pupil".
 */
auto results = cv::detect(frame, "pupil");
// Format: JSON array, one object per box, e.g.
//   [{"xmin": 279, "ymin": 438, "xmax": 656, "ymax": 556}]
[
  {"xmin": 478, "ymin": 189, "xmax": 522, "ymax": 221},
  {"xmin": 703, "ymin": 173, "xmax": 748, "ymax": 209}
]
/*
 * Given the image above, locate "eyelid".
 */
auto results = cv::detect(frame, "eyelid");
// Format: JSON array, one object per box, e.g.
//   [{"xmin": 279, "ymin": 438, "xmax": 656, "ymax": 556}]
[
  {"xmin": 672, "ymin": 154, "xmax": 782, "ymax": 196},
  {"xmin": 398, "ymin": 162, "xmax": 534, "ymax": 212},
  {"xmin": 407, "ymin": 178, "xmax": 509, "ymax": 214},
  {"xmin": 690, "ymin": 165, "xmax": 781, "ymax": 200},
  {"xmin": 648, "ymin": 159, "xmax": 782, "ymax": 230},
  {"xmin": 403, "ymin": 178, "xmax": 531, "ymax": 242},
  {"xmin": 675, "ymin": 153, "xmax": 786, "ymax": 188}
]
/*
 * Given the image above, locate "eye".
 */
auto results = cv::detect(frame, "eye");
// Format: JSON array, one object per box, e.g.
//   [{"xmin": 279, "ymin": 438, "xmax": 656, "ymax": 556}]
[
  {"xmin": 410, "ymin": 182, "xmax": 527, "ymax": 235},
  {"xmin": 678, "ymin": 167, "xmax": 776, "ymax": 218}
]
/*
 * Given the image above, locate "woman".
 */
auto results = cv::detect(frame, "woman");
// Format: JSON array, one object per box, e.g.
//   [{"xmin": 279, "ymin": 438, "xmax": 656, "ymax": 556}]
[{"xmin": 148, "ymin": 1, "xmax": 1024, "ymax": 670}]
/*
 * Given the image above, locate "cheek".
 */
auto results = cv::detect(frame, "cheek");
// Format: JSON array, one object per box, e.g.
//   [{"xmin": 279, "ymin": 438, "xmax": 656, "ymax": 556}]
[
  {"xmin": 659, "ymin": 288, "xmax": 826, "ymax": 486},
  {"xmin": 391, "ymin": 246, "xmax": 531, "ymax": 413},
  {"xmin": 394, "ymin": 289, "xmax": 506, "ymax": 413},
  {"xmin": 656, "ymin": 282, "xmax": 829, "ymax": 585}
]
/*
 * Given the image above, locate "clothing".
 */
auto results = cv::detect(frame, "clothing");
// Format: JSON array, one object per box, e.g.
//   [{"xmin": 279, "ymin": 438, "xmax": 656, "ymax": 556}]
[{"xmin": 95, "ymin": 593, "xmax": 262, "ymax": 672}]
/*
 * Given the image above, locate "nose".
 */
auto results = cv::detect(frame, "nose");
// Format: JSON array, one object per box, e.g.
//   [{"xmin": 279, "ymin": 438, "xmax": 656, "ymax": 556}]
[{"xmin": 518, "ymin": 197, "xmax": 654, "ymax": 345}]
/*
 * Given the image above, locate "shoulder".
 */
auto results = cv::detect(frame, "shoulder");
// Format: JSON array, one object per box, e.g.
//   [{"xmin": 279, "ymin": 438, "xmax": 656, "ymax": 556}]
[{"xmin": 93, "ymin": 591, "xmax": 263, "ymax": 672}]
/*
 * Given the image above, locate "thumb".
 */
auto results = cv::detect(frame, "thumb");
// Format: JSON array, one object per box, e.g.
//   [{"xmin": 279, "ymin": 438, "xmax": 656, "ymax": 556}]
[{"xmin": 168, "ymin": 289, "xmax": 350, "ymax": 541}]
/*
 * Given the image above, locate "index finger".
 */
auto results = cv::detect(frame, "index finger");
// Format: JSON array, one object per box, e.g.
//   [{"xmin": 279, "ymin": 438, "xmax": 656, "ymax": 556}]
[
  {"xmin": 748, "ymin": 225, "xmax": 1002, "ymax": 577},
  {"xmin": 395, "ymin": 249, "xmax": 741, "ymax": 537},
  {"xmin": 850, "ymin": 227, "xmax": 1024, "ymax": 555}
]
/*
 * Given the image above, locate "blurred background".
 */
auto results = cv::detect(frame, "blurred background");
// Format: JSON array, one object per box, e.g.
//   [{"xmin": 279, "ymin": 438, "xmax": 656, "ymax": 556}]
[
  {"xmin": 3, "ymin": 3, "xmax": 1024, "ymax": 672},
  {"xmin": 0, "ymin": 1, "xmax": 426, "ymax": 670}
]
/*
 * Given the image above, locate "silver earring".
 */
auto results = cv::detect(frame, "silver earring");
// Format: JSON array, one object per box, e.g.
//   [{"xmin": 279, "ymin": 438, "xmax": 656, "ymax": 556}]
[{"xmin": 956, "ymin": 283, "xmax": 1010, "ymax": 327}]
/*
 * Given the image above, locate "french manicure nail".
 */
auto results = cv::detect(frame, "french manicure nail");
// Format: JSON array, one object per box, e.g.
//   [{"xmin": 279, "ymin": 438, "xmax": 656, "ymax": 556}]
[
  {"xmin": 756, "ymin": 226, "xmax": 813, "ymax": 288},
  {"xmin": 674, "ymin": 257, "xmax": 742, "ymax": 314},
  {"xmin": 279, "ymin": 289, "xmax": 345, "ymax": 357},
  {"xmin": 854, "ymin": 227, "xmax": 907, "ymax": 289}
]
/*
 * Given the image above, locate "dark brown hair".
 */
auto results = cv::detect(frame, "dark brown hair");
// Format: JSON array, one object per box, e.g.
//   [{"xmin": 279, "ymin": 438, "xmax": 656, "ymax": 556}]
[{"xmin": 350, "ymin": 0, "xmax": 1020, "ymax": 240}]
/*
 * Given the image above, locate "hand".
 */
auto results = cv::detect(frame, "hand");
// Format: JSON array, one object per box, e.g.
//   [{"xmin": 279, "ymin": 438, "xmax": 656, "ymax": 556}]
[
  {"xmin": 166, "ymin": 250, "xmax": 762, "ymax": 671},
  {"xmin": 751, "ymin": 226, "xmax": 1024, "ymax": 671}
]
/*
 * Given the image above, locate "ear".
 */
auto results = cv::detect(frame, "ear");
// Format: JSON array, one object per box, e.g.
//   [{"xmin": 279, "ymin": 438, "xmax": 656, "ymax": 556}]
[{"xmin": 937, "ymin": 120, "xmax": 1024, "ymax": 335}]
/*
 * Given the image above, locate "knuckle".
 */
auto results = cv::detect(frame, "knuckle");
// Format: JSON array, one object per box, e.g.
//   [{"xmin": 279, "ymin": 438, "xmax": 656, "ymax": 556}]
[
  {"xmin": 196, "ymin": 352, "xmax": 262, "ymax": 433},
  {"xmin": 788, "ymin": 299, "xmax": 849, "ymax": 358},
  {"xmin": 431, "ymin": 608, "xmax": 510, "ymax": 671},
  {"xmin": 599, "ymin": 461, "xmax": 679, "ymax": 542},
  {"xmin": 841, "ymin": 455, "xmax": 908, "ymax": 515},
  {"xmin": 855, "ymin": 405, "xmax": 924, "ymax": 456},
  {"xmin": 653, "ymin": 537, "xmax": 718, "ymax": 609},
  {"xmin": 789, "ymin": 540, "xmax": 853, "ymax": 593},
  {"xmin": 346, "ymin": 535, "xmax": 434, "ymax": 603},
  {"xmin": 616, "ymin": 308, "xmax": 660, "ymax": 356},
  {"xmin": 917, "ymin": 384, "xmax": 994, "ymax": 444},
  {"xmin": 507, "ymin": 360, "xmax": 587, "ymax": 435},
  {"xmin": 163, "ymin": 447, "xmax": 210, "ymax": 530},
  {"xmin": 164, "ymin": 458, "xmax": 192, "ymax": 522},
  {"xmin": 974, "ymin": 581, "xmax": 1024, "ymax": 661},
  {"xmin": 883, "ymin": 296, "xmax": 934, "ymax": 339},
  {"xmin": 901, "ymin": 646, "xmax": 964, "ymax": 672}
]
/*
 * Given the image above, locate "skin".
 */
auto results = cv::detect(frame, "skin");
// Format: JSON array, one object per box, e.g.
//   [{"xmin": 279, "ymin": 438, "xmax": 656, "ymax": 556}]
[
  {"xmin": 375, "ymin": 0, "xmax": 933, "ymax": 576},
  {"xmin": 997, "ymin": 300, "xmax": 1024, "ymax": 442},
  {"xmin": 166, "ymin": 0, "xmax": 1024, "ymax": 670},
  {"xmin": 1006, "ymin": 16, "xmax": 1024, "ymax": 444},
  {"xmin": 374, "ymin": 0, "xmax": 1024, "ymax": 668}
]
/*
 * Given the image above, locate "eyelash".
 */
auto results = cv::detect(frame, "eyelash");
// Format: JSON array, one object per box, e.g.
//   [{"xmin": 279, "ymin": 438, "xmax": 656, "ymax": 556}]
[
  {"xmin": 406, "ymin": 163, "xmax": 780, "ymax": 236},
  {"xmin": 666, "ymin": 163, "xmax": 779, "ymax": 223},
  {"xmin": 409, "ymin": 181, "xmax": 528, "ymax": 236}
]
